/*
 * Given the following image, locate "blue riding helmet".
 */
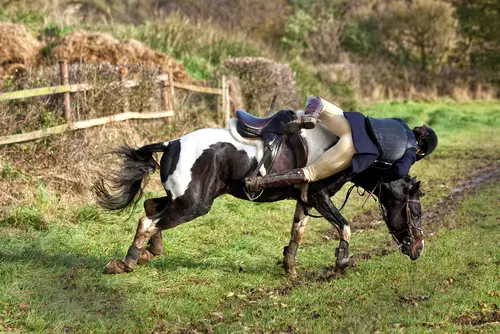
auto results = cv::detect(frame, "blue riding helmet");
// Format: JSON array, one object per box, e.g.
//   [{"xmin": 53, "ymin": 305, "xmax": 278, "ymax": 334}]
[{"xmin": 413, "ymin": 125, "xmax": 438, "ymax": 160}]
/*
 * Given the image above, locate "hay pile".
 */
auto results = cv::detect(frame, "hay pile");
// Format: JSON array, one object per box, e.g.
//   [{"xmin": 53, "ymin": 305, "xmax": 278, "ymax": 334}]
[
  {"xmin": 219, "ymin": 57, "xmax": 300, "ymax": 116},
  {"xmin": 0, "ymin": 23, "xmax": 42, "ymax": 75},
  {"xmin": 51, "ymin": 30, "xmax": 189, "ymax": 82}
]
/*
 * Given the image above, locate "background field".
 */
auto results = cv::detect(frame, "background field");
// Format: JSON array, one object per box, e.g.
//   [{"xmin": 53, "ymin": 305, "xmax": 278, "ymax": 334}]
[{"xmin": 1, "ymin": 101, "xmax": 499, "ymax": 333}]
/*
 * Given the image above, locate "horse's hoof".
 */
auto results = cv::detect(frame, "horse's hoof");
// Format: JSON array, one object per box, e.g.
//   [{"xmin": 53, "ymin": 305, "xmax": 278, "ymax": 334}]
[
  {"xmin": 138, "ymin": 249, "xmax": 155, "ymax": 265},
  {"xmin": 334, "ymin": 259, "xmax": 350, "ymax": 272},
  {"xmin": 103, "ymin": 260, "xmax": 133, "ymax": 274}
]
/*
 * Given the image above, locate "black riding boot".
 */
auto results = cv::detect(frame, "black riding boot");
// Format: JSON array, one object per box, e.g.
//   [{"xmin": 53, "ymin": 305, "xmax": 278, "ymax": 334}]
[
  {"xmin": 284, "ymin": 96, "xmax": 323, "ymax": 134},
  {"xmin": 245, "ymin": 169, "xmax": 308, "ymax": 192}
]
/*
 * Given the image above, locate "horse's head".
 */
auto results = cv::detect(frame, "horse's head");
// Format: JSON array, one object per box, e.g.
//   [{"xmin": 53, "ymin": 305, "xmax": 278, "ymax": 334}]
[{"xmin": 380, "ymin": 176, "xmax": 424, "ymax": 260}]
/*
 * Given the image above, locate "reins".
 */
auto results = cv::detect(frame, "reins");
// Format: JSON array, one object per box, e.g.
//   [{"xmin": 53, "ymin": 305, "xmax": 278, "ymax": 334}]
[
  {"xmin": 319, "ymin": 180, "xmax": 422, "ymax": 247},
  {"xmin": 374, "ymin": 182, "xmax": 423, "ymax": 246}
]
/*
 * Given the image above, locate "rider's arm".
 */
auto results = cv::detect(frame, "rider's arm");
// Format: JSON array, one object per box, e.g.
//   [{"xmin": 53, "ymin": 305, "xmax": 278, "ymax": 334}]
[{"xmin": 383, "ymin": 149, "xmax": 417, "ymax": 182}]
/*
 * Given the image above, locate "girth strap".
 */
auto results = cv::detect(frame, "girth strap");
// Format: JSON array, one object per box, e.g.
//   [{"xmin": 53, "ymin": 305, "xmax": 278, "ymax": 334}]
[{"xmin": 249, "ymin": 135, "xmax": 284, "ymax": 179}]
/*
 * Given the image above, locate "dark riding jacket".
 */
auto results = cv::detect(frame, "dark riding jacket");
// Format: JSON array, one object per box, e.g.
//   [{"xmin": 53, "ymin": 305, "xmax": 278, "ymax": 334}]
[{"xmin": 343, "ymin": 111, "xmax": 417, "ymax": 181}]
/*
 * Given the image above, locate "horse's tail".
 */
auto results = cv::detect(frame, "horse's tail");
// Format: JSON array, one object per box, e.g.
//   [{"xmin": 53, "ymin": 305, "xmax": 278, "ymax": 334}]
[{"xmin": 93, "ymin": 142, "xmax": 167, "ymax": 210}]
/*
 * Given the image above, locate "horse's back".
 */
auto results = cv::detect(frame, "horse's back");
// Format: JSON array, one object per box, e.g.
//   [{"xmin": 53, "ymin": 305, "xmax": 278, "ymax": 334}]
[{"xmin": 163, "ymin": 127, "xmax": 259, "ymax": 199}]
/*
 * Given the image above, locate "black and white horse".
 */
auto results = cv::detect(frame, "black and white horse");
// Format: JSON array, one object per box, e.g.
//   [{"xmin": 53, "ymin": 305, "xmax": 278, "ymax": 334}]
[{"xmin": 95, "ymin": 114, "xmax": 424, "ymax": 277}]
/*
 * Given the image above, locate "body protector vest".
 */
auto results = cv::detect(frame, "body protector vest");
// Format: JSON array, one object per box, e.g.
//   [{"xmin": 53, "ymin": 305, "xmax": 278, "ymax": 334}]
[{"xmin": 366, "ymin": 117, "xmax": 418, "ymax": 164}]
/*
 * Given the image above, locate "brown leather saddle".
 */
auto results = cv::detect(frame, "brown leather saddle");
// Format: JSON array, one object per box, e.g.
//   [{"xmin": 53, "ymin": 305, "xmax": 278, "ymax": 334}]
[{"xmin": 236, "ymin": 109, "xmax": 309, "ymax": 174}]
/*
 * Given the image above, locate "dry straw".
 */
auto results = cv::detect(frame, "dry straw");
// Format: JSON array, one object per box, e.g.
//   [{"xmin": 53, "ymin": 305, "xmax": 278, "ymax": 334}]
[
  {"xmin": 50, "ymin": 30, "xmax": 190, "ymax": 82},
  {"xmin": 0, "ymin": 23, "xmax": 42, "ymax": 81},
  {"xmin": 219, "ymin": 57, "xmax": 300, "ymax": 116}
]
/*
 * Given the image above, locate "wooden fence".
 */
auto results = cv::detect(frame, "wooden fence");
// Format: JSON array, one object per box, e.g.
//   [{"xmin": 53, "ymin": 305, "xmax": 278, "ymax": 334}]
[{"xmin": 0, "ymin": 61, "xmax": 231, "ymax": 146}]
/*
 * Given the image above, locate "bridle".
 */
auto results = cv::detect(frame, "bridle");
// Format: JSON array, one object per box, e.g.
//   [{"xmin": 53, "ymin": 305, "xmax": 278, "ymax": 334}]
[
  {"xmin": 375, "ymin": 181, "xmax": 423, "ymax": 247},
  {"xmin": 338, "ymin": 180, "xmax": 423, "ymax": 247}
]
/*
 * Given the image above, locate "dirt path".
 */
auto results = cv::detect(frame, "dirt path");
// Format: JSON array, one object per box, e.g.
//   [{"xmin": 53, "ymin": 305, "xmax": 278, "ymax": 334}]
[
  {"xmin": 343, "ymin": 163, "xmax": 500, "ymax": 233},
  {"xmin": 312, "ymin": 163, "xmax": 500, "ymax": 281},
  {"xmin": 424, "ymin": 164, "xmax": 500, "ymax": 231}
]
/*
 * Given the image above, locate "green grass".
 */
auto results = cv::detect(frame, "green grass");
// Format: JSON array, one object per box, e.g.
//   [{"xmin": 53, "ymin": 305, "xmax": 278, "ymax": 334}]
[{"xmin": 0, "ymin": 101, "xmax": 499, "ymax": 333}]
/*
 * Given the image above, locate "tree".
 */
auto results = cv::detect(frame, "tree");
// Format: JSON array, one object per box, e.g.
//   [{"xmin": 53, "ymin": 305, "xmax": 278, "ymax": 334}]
[
  {"xmin": 375, "ymin": 0, "xmax": 457, "ymax": 72},
  {"xmin": 282, "ymin": 0, "xmax": 347, "ymax": 63},
  {"xmin": 449, "ymin": 0, "xmax": 500, "ymax": 70}
]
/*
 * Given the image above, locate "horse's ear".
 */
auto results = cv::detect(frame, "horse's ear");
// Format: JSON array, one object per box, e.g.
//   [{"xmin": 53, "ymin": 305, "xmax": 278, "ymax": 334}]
[{"xmin": 410, "ymin": 181, "xmax": 421, "ymax": 196}]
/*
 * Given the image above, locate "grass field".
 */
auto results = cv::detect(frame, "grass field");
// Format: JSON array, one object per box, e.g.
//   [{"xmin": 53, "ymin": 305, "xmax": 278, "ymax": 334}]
[{"xmin": 0, "ymin": 101, "xmax": 499, "ymax": 333}]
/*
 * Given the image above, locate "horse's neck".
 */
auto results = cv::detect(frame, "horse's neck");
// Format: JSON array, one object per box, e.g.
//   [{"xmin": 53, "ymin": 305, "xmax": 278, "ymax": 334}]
[
  {"xmin": 354, "ymin": 169, "xmax": 384, "ymax": 199},
  {"xmin": 303, "ymin": 123, "xmax": 339, "ymax": 165}
]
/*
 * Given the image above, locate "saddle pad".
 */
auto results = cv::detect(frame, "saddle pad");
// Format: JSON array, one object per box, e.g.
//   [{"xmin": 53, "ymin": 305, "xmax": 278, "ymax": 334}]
[{"xmin": 228, "ymin": 118, "xmax": 267, "ymax": 176}]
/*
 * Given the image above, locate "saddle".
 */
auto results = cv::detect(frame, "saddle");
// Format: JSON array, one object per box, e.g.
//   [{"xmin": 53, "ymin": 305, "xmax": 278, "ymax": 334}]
[{"xmin": 236, "ymin": 109, "xmax": 309, "ymax": 174}]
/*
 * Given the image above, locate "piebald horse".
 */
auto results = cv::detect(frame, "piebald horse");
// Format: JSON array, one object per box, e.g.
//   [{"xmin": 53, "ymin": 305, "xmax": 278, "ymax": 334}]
[{"xmin": 95, "ymin": 112, "xmax": 424, "ymax": 277}]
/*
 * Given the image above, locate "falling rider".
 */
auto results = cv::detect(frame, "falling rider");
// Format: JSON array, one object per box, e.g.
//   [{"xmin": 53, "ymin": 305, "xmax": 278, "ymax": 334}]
[{"xmin": 245, "ymin": 96, "xmax": 438, "ymax": 192}]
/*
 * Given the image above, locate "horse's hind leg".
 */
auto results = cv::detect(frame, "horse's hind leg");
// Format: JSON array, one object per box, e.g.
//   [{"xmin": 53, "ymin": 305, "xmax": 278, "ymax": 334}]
[
  {"xmin": 104, "ymin": 193, "xmax": 217, "ymax": 274},
  {"xmin": 104, "ymin": 214, "xmax": 161, "ymax": 274},
  {"xmin": 138, "ymin": 197, "xmax": 169, "ymax": 265},
  {"xmin": 283, "ymin": 201, "xmax": 310, "ymax": 278},
  {"xmin": 103, "ymin": 197, "xmax": 170, "ymax": 273},
  {"xmin": 138, "ymin": 231, "xmax": 163, "ymax": 265}
]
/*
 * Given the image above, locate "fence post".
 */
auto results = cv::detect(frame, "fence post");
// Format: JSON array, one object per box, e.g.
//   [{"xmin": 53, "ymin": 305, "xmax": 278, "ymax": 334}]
[
  {"xmin": 215, "ymin": 78, "xmax": 220, "ymax": 123},
  {"xmin": 168, "ymin": 66, "xmax": 175, "ymax": 111},
  {"xmin": 222, "ymin": 75, "xmax": 230, "ymax": 127},
  {"xmin": 160, "ymin": 69, "xmax": 170, "ymax": 111},
  {"xmin": 59, "ymin": 60, "xmax": 72, "ymax": 121},
  {"xmin": 120, "ymin": 66, "xmax": 129, "ymax": 113},
  {"xmin": 221, "ymin": 75, "xmax": 226, "ymax": 127}
]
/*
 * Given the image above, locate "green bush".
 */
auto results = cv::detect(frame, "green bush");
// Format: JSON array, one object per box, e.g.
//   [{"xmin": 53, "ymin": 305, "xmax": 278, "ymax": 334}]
[
  {"xmin": 328, "ymin": 79, "xmax": 357, "ymax": 111},
  {"xmin": 0, "ymin": 7, "xmax": 45, "ymax": 31},
  {"xmin": 282, "ymin": 3, "xmax": 345, "ymax": 63},
  {"xmin": 452, "ymin": 0, "xmax": 500, "ymax": 71},
  {"xmin": 109, "ymin": 18, "xmax": 263, "ymax": 80},
  {"xmin": 161, "ymin": 0, "xmax": 291, "ymax": 43}
]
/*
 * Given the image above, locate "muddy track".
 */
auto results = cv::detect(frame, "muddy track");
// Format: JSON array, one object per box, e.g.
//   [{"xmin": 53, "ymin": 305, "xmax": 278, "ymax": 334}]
[
  {"xmin": 345, "ymin": 163, "xmax": 500, "ymax": 233},
  {"xmin": 311, "ymin": 163, "xmax": 500, "ymax": 281}
]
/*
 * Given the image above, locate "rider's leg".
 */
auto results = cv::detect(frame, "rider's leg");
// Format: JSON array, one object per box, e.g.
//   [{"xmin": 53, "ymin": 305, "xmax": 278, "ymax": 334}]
[
  {"xmin": 245, "ymin": 108, "xmax": 356, "ymax": 192},
  {"xmin": 285, "ymin": 96, "xmax": 344, "ymax": 133},
  {"xmin": 302, "ymin": 109, "xmax": 356, "ymax": 181}
]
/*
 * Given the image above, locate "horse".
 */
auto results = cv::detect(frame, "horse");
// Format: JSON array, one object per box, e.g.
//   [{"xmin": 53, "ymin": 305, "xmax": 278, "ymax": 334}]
[{"xmin": 94, "ymin": 109, "xmax": 424, "ymax": 277}]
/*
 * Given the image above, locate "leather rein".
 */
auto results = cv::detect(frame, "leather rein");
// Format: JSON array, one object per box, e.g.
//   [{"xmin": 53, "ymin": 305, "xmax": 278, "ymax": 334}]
[{"xmin": 317, "ymin": 180, "xmax": 423, "ymax": 247}]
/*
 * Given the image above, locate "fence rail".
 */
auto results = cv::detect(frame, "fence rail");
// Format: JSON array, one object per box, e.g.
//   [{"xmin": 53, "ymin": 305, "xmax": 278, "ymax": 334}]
[{"xmin": 0, "ymin": 61, "xmax": 230, "ymax": 146}]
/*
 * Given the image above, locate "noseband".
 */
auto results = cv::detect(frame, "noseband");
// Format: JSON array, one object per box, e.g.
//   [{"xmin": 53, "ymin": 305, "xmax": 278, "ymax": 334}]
[{"xmin": 376, "ymin": 182, "xmax": 423, "ymax": 247}]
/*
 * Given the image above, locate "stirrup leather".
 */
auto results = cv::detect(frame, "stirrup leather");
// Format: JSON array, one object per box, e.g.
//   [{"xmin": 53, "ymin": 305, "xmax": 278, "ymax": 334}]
[{"xmin": 245, "ymin": 169, "xmax": 307, "ymax": 192}]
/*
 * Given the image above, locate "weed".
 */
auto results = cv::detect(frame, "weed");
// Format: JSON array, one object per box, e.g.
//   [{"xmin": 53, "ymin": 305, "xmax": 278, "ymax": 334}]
[
  {"xmin": 75, "ymin": 205, "xmax": 100, "ymax": 225},
  {"xmin": 1, "ymin": 206, "xmax": 48, "ymax": 231},
  {"xmin": 0, "ymin": 162, "xmax": 22, "ymax": 180}
]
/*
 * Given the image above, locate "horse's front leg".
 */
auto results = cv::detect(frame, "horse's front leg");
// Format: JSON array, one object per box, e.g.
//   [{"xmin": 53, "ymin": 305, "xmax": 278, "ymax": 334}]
[
  {"xmin": 310, "ymin": 189, "xmax": 351, "ymax": 271},
  {"xmin": 283, "ymin": 201, "xmax": 310, "ymax": 278}
]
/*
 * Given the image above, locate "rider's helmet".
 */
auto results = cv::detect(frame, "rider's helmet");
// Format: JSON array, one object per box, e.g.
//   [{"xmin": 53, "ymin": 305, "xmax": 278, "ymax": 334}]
[{"xmin": 413, "ymin": 125, "xmax": 438, "ymax": 160}]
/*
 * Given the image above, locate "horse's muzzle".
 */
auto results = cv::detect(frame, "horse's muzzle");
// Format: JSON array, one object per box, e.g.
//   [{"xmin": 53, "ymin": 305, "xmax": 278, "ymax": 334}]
[{"xmin": 402, "ymin": 239, "xmax": 424, "ymax": 260}]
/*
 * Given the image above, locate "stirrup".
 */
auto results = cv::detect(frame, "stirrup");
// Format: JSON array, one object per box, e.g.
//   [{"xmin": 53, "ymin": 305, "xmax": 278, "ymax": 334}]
[{"xmin": 284, "ymin": 116, "xmax": 318, "ymax": 134}]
